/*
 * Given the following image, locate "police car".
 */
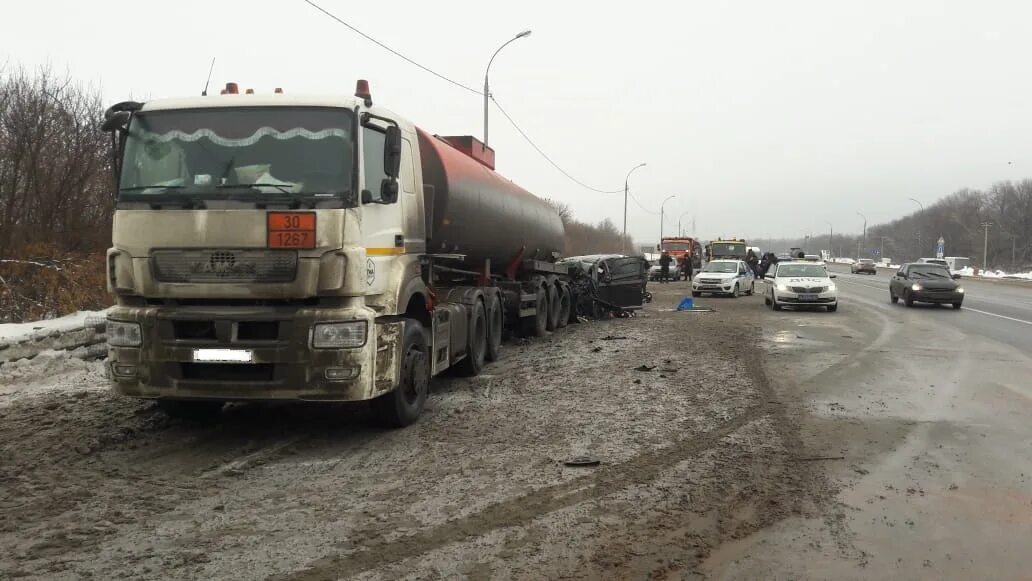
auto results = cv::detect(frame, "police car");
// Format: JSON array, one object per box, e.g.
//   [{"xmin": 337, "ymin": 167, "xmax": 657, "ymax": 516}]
[
  {"xmin": 692, "ymin": 259, "xmax": 755, "ymax": 297},
  {"xmin": 764, "ymin": 261, "xmax": 838, "ymax": 312}
]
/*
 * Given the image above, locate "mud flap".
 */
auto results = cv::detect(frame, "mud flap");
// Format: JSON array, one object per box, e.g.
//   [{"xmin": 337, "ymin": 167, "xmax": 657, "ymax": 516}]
[{"xmin": 374, "ymin": 321, "xmax": 405, "ymax": 395}]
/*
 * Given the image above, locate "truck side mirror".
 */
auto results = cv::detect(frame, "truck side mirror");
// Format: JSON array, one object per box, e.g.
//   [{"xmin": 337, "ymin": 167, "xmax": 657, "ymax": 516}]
[
  {"xmin": 383, "ymin": 125, "xmax": 402, "ymax": 178},
  {"xmin": 380, "ymin": 179, "xmax": 399, "ymax": 204}
]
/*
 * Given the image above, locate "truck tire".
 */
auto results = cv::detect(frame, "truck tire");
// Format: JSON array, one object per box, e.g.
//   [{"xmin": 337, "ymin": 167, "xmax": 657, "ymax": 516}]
[
  {"xmin": 156, "ymin": 400, "xmax": 224, "ymax": 422},
  {"xmin": 371, "ymin": 320, "xmax": 430, "ymax": 428},
  {"xmin": 557, "ymin": 285, "xmax": 571, "ymax": 328},
  {"xmin": 485, "ymin": 294, "xmax": 503, "ymax": 362},
  {"xmin": 522, "ymin": 290, "xmax": 548, "ymax": 337},
  {"xmin": 545, "ymin": 281, "xmax": 561, "ymax": 331},
  {"xmin": 457, "ymin": 300, "xmax": 487, "ymax": 376}
]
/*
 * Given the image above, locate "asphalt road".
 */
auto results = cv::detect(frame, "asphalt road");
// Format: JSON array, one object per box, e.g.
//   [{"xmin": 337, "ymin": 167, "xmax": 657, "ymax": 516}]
[
  {"xmin": 827, "ymin": 263, "xmax": 1032, "ymax": 353},
  {"xmin": 704, "ymin": 266, "xmax": 1032, "ymax": 579}
]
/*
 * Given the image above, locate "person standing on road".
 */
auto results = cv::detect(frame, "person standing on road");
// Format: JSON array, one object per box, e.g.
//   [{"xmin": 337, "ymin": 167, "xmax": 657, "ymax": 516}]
[
  {"xmin": 681, "ymin": 254, "xmax": 693, "ymax": 281},
  {"xmin": 659, "ymin": 251, "xmax": 673, "ymax": 283},
  {"xmin": 746, "ymin": 249, "xmax": 761, "ymax": 279}
]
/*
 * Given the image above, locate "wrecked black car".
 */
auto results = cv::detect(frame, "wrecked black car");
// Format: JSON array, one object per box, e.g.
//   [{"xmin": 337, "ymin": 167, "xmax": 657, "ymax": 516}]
[{"xmin": 558, "ymin": 254, "xmax": 650, "ymax": 318}]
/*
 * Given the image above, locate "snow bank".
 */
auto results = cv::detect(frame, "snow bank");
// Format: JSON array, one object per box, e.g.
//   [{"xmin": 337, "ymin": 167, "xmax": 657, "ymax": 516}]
[
  {"xmin": 955, "ymin": 267, "xmax": 1032, "ymax": 280},
  {"xmin": 0, "ymin": 308, "xmax": 110, "ymax": 341}
]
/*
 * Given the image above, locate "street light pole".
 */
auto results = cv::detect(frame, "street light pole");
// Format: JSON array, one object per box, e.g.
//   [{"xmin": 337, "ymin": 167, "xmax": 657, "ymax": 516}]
[
  {"xmin": 678, "ymin": 211, "xmax": 691, "ymax": 237},
  {"xmin": 622, "ymin": 162, "xmax": 647, "ymax": 254},
  {"xmin": 659, "ymin": 195, "xmax": 675, "ymax": 244},
  {"xmin": 483, "ymin": 30, "xmax": 532, "ymax": 147},
  {"xmin": 909, "ymin": 198, "xmax": 924, "ymax": 260},
  {"xmin": 856, "ymin": 212, "xmax": 867, "ymax": 258},
  {"xmin": 826, "ymin": 221, "xmax": 833, "ymax": 257}
]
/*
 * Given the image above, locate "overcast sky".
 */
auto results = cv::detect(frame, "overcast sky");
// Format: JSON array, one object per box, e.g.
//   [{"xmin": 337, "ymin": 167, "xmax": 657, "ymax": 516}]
[{"xmin": 4, "ymin": 0, "xmax": 1031, "ymax": 243}]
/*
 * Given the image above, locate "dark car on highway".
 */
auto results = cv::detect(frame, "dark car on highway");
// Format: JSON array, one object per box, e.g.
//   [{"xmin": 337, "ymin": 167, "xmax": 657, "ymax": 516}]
[
  {"xmin": 889, "ymin": 262, "xmax": 965, "ymax": 309},
  {"xmin": 851, "ymin": 258, "xmax": 877, "ymax": 274}
]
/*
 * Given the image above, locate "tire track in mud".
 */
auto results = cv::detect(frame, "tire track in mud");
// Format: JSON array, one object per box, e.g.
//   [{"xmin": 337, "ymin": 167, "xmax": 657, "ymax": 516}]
[{"xmin": 282, "ymin": 321, "xmax": 822, "ymax": 581}]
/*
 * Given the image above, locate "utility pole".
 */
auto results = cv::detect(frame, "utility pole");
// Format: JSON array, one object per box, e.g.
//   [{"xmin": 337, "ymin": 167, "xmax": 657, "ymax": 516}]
[{"xmin": 981, "ymin": 221, "xmax": 993, "ymax": 270}]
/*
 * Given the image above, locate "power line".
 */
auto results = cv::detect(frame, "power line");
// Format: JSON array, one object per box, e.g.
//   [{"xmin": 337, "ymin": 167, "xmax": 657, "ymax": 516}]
[
  {"xmin": 301, "ymin": 0, "xmax": 482, "ymax": 96},
  {"xmin": 490, "ymin": 96, "xmax": 624, "ymax": 194},
  {"xmin": 628, "ymin": 190, "xmax": 660, "ymax": 215},
  {"xmin": 302, "ymin": 0, "xmax": 628, "ymax": 196}
]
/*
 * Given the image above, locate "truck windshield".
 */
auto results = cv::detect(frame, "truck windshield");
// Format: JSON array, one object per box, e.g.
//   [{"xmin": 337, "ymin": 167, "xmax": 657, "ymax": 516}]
[
  {"xmin": 118, "ymin": 107, "xmax": 355, "ymax": 203},
  {"xmin": 661, "ymin": 242, "xmax": 692, "ymax": 251},
  {"xmin": 712, "ymin": 243, "xmax": 745, "ymax": 256}
]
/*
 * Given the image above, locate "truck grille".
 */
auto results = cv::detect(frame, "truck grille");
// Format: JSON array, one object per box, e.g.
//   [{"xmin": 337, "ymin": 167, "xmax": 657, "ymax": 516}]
[{"xmin": 151, "ymin": 250, "xmax": 297, "ymax": 283}]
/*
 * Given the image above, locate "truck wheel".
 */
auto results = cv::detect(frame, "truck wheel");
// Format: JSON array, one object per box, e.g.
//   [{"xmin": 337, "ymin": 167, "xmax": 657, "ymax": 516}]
[
  {"xmin": 545, "ymin": 282, "xmax": 561, "ymax": 331},
  {"xmin": 557, "ymin": 285, "xmax": 571, "ymax": 329},
  {"xmin": 522, "ymin": 290, "xmax": 548, "ymax": 337},
  {"xmin": 457, "ymin": 300, "xmax": 487, "ymax": 376},
  {"xmin": 371, "ymin": 320, "xmax": 429, "ymax": 428},
  {"xmin": 485, "ymin": 294, "xmax": 503, "ymax": 362},
  {"xmin": 156, "ymin": 400, "xmax": 224, "ymax": 422}
]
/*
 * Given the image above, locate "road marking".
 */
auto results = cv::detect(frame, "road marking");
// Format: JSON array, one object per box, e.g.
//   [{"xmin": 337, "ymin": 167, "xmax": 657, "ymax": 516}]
[
  {"xmin": 962, "ymin": 307, "xmax": 1032, "ymax": 327},
  {"xmin": 837, "ymin": 278, "xmax": 1032, "ymax": 326}
]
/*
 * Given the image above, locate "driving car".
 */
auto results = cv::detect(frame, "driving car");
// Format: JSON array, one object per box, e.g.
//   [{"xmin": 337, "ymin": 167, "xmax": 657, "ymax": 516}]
[
  {"xmin": 764, "ymin": 261, "xmax": 838, "ymax": 311},
  {"xmin": 692, "ymin": 259, "xmax": 755, "ymax": 297},
  {"xmin": 851, "ymin": 258, "xmax": 877, "ymax": 274},
  {"xmin": 889, "ymin": 262, "xmax": 964, "ymax": 308}
]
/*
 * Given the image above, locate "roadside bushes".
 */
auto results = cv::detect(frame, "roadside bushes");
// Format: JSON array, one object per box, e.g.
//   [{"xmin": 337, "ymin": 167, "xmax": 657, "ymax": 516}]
[{"xmin": 0, "ymin": 243, "xmax": 108, "ymax": 323}]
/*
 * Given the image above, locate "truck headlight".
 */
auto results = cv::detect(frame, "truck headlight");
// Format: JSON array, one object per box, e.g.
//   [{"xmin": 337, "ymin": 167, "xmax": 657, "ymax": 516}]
[
  {"xmin": 312, "ymin": 321, "xmax": 367, "ymax": 349},
  {"xmin": 776, "ymin": 284, "xmax": 788, "ymax": 291},
  {"xmin": 107, "ymin": 320, "xmax": 142, "ymax": 347},
  {"xmin": 911, "ymin": 284, "xmax": 922, "ymax": 291}
]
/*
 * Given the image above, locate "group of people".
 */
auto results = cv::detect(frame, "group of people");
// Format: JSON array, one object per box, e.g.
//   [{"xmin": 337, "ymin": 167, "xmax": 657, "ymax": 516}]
[
  {"xmin": 753, "ymin": 251, "xmax": 782, "ymax": 279},
  {"xmin": 657, "ymin": 251, "xmax": 694, "ymax": 283}
]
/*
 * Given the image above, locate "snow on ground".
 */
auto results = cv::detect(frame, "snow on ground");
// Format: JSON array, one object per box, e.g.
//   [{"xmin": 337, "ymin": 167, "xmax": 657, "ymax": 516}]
[
  {"xmin": 955, "ymin": 267, "xmax": 1032, "ymax": 280},
  {"xmin": 0, "ymin": 308, "xmax": 110, "ymax": 341}
]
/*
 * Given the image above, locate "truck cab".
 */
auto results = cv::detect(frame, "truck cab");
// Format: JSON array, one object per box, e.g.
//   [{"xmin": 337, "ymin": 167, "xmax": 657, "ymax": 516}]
[{"xmin": 102, "ymin": 83, "xmax": 432, "ymax": 425}]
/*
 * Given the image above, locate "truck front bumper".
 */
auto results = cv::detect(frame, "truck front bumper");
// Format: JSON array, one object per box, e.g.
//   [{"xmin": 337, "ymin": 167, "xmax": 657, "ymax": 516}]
[{"xmin": 106, "ymin": 304, "xmax": 402, "ymax": 402}]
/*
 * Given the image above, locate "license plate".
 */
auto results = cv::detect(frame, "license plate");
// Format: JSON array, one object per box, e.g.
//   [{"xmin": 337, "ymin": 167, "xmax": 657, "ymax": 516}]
[
  {"xmin": 192, "ymin": 348, "xmax": 254, "ymax": 363},
  {"xmin": 798, "ymin": 294, "xmax": 818, "ymax": 301}
]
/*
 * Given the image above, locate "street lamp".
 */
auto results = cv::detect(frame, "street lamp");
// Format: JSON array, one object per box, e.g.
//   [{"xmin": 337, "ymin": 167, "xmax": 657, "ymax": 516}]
[
  {"xmin": 483, "ymin": 29, "xmax": 532, "ymax": 146},
  {"xmin": 856, "ymin": 212, "xmax": 867, "ymax": 258},
  {"xmin": 678, "ymin": 211, "xmax": 691, "ymax": 237},
  {"xmin": 622, "ymin": 162, "xmax": 647, "ymax": 253},
  {"xmin": 659, "ymin": 195, "xmax": 675, "ymax": 243}
]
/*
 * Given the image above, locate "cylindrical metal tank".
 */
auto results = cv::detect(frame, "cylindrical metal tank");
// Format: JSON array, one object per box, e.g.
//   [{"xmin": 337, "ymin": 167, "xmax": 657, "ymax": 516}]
[{"xmin": 416, "ymin": 128, "xmax": 565, "ymax": 274}]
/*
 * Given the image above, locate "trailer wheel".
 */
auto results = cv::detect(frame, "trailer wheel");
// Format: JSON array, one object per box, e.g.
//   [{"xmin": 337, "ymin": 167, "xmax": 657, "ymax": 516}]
[
  {"xmin": 557, "ymin": 285, "xmax": 571, "ymax": 328},
  {"xmin": 371, "ymin": 319, "xmax": 429, "ymax": 428},
  {"xmin": 522, "ymin": 290, "xmax": 548, "ymax": 337},
  {"xmin": 485, "ymin": 293, "xmax": 503, "ymax": 362},
  {"xmin": 545, "ymin": 282, "xmax": 561, "ymax": 331},
  {"xmin": 457, "ymin": 300, "xmax": 487, "ymax": 376}
]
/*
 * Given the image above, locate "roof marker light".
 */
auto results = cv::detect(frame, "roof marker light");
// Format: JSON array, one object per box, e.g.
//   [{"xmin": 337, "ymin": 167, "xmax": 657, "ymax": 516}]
[
  {"xmin": 225, "ymin": 82, "xmax": 239, "ymax": 95},
  {"xmin": 355, "ymin": 79, "xmax": 372, "ymax": 107}
]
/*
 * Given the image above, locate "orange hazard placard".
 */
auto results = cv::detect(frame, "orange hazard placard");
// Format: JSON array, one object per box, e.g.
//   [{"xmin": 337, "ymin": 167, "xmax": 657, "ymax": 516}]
[{"xmin": 267, "ymin": 212, "xmax": 316, "ymax": 249}]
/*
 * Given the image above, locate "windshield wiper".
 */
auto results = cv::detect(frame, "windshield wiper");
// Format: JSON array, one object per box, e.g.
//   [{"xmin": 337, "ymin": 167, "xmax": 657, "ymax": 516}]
[
  {"xmin": 215, "ymin": 183, "xmax": 293, "ymax": 195},
  {"xmin": 120, "ymin": 185, "xmax": 186, "ymax": 192}
]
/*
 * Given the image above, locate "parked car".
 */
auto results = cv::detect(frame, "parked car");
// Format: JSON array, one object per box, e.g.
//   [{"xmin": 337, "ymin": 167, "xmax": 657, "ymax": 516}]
[
  {"xmin": 851, "ymin": 258, "xmax": 877, "ymax": 274},
  {"xmin": 648, "ymin": 260, "xmax": 684, "ymax": 281},
  {"xmin": 692, "ymin": 259, "xmax": 755, "ymax": 297},
  {"xmin": 764, "ymin": 261, "xmax": 838, "ymax": 312},
  {"xmin": 889, "ymin": 263, "xmax": 964, "ymax": 308}
]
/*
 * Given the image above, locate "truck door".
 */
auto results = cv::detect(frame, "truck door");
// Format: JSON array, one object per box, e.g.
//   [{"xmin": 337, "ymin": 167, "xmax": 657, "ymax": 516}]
[
  {"xmin": 596, "ymin": 257, "xmax": 649, "ymax": 309},
  {"xmin": 360, "ymin": 122, "xmax": 405, "ymax": 296}
]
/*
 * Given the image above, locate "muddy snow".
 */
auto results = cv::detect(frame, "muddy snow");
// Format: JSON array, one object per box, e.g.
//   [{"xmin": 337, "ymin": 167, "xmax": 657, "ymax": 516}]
[{"xmin": 0, "ymin": 284, "xmax": 836, "ymax": 580}]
